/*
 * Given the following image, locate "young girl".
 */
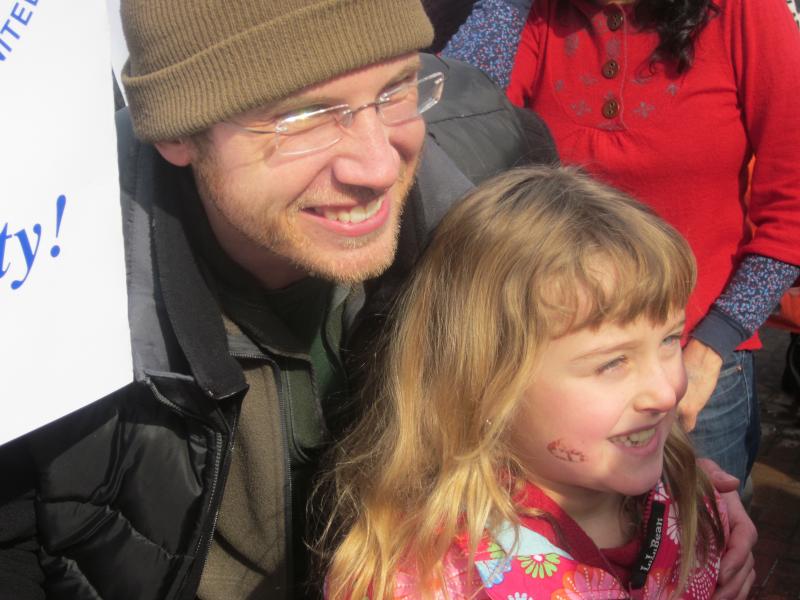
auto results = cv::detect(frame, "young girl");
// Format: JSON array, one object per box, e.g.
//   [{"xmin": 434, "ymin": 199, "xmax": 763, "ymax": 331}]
[{"xmin": 321, "ymin": 166, "xmax": 727, "ymax": 600}]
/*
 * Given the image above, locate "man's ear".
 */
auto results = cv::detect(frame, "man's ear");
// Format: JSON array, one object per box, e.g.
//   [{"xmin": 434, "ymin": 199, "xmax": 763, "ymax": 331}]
[{"xmin": 154, "ymin": 138, "xmax": 194, "ymax": 167}]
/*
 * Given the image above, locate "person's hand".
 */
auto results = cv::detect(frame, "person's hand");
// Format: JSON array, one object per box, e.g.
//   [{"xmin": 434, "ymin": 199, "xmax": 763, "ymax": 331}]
[
  {"xmin": 698, "ymin": 458, "xmax": 758, "ymax": 600},
  {"xmin": 679, "ymin": 339, "xmax": 724, "ymax": 431}
]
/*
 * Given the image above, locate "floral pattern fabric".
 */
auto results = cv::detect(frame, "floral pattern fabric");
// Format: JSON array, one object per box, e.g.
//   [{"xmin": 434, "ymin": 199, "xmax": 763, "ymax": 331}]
[
  {"xmin": 379, "ymin": 481, "xmax": 727, "ymax": 599},
  {"xmin": 460, "ymin": 481, "xmax": 726, "ymax": 600}
]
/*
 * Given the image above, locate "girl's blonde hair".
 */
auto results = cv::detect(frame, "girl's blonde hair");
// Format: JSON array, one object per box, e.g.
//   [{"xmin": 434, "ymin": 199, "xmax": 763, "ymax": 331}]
[{"xmin": 320, "ymin": 166, "xmax": 724, "ymax": 599}]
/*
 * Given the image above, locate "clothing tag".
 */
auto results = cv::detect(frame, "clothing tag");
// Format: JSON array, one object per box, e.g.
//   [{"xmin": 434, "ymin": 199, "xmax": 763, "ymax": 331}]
[{"xmin": 630, "ymin": 501, "xmax": 666, "ymax": 590}]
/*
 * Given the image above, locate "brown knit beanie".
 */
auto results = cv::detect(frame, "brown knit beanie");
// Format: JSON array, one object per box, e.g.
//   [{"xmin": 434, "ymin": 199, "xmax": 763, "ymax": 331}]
[{"xmin": 121, "ymin": 0, "xmax": 434, "ymax": 142}]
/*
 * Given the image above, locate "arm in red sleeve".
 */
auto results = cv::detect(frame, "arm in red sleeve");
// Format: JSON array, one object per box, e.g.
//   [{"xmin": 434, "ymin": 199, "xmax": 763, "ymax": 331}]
[{"xmin": 734, "ymin": 0, "xmax": 800, "ymax": 267}]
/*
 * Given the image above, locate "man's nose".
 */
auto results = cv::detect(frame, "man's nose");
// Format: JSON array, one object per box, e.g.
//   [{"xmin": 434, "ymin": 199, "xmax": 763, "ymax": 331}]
[{"xmin": 330, "ymin": 108, "xmax": 402, "ymax": 192}]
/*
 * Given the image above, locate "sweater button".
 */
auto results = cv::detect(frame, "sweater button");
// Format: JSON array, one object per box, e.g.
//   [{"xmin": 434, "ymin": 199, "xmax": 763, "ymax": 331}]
[
  {"xmin": 602, "ymin": 98, "xmax": 620, "ymax": 118},
  {"xmin": 601, "ymin": 59, "xmax": 620, "ymax": 79},
  {"xmin": 607, "ymin": 12, "xmax": 624, "ymax": 31}
]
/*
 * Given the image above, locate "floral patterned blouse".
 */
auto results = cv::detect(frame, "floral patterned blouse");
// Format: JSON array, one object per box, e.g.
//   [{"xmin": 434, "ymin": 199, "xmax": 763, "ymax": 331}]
[{"xmin": 388, "ymin": 480, "xmax": 728, "ymax": 600}]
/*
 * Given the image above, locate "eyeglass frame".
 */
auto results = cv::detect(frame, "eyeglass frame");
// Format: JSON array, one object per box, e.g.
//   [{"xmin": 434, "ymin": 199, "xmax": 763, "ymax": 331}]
[{"xmin": 225, "ymin": 71, "xmax": 445, "ymax": 156}]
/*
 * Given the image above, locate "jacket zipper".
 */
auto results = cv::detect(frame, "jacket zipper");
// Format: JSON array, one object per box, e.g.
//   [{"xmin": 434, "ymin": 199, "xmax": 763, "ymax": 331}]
[
  {"xmin": 145, "ymin": 378, "xmax": 191, "ymax": 418},
  {"xmin": 145, "ymin": 377, "xmax": 241, "ymax": 599},
  {"xmin": 195, "ymin": 432, "xmax": 224, "ymax": 548},
  {"xmin": 195, "ymin": 406, "xmax": 238, "ymax": 581}
]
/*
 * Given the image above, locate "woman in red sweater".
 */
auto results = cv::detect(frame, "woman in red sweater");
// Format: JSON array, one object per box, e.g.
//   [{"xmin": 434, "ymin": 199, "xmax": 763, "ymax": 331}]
[{"xmin": 446, "ymin": 0, "xmax": 800, "ymax": 490}]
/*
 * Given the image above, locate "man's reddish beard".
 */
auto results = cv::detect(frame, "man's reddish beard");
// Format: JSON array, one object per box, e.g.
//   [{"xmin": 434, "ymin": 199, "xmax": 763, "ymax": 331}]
[{"xmin": 190, "ymin": 140, "xmax": 421, "ymax": 285}]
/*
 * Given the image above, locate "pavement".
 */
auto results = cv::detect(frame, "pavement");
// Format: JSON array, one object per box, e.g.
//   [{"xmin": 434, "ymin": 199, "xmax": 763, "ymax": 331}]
[{"xmin": 749, "ymin": 326, "xmax": 800, "ymax": 599}]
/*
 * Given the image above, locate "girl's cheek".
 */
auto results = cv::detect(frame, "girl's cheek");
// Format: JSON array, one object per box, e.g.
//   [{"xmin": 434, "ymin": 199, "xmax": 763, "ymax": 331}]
[{"xmin": 547, "ymin": 438, "xmax": 587, "ymax": 463}]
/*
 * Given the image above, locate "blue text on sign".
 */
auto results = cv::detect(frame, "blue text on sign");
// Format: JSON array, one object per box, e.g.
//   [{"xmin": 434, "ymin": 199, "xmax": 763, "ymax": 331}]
[
  {"xmin": 1, "ymin": 194, "xmax": 66, "ymax": 289},
  {"xmin": 0, "ymin": 0, "xmax": 40, "ymax": 61}
]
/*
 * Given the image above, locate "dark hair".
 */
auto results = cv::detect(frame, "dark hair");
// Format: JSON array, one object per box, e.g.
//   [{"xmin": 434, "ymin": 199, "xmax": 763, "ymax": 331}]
[
  {"xmin": 420, "ymin": 0, "xmax": 477, "ymax": 53},
  {"xmin": 634, "ymin": 0, "xmax": 719, "ymax": 73}
]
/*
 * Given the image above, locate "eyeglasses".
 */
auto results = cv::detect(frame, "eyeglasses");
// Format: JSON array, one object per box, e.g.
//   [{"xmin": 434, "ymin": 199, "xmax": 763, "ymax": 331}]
[{"xmin": 228, "ymin": 71, "xmax": 445, "ymax": 157}]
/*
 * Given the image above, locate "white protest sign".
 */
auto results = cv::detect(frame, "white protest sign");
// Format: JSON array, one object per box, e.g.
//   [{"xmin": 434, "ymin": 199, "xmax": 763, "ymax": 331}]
[
  {"xmin": 0, "ymin": 0, "xmax": 133, "ymax": 445},
  {"xmin": 106, "ymin": 0, "xmax": 127, "ymax": 104}
]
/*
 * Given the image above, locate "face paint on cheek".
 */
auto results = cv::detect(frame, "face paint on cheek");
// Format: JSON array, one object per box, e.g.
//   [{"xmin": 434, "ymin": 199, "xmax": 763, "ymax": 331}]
[{"xmin": 547, "ymin": 439, "xmax": 587, "ymax": 463}]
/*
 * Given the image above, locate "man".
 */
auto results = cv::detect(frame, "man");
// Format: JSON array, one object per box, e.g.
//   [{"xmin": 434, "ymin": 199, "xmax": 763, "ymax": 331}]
[{"xmin": 0, "ymin": 1, "xmax": 755, "ymax": 599}]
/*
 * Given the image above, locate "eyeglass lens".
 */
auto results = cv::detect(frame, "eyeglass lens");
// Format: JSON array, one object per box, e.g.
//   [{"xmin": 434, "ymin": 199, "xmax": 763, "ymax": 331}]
[{"xmin": 277, "ymin": 73, "xmax": 444, "ymax": 156}]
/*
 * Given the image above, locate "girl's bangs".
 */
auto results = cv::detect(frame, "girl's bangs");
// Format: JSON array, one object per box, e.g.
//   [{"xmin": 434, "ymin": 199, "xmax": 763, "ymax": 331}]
[{"xmin": 534, "ymin": 219, "xmax": 696, "ymax": 336}]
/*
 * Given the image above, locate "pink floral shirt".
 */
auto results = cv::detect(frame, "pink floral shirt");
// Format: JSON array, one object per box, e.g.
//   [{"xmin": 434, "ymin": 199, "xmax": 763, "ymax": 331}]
[{"xmin": 388, "ymin": 481, "xmax": 728, "ymax": 600}]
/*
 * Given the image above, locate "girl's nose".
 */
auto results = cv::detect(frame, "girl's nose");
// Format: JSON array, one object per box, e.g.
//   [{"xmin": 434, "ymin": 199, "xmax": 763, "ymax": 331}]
[{"xmin": 635, "ymin": 359, "xmax": 686, "ymax": 414}]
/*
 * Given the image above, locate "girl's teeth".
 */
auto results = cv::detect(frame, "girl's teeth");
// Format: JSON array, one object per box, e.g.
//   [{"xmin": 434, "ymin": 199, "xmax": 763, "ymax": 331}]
[
  {"xmin": 318, "ymin": 198, "xmax": 382, "ymax": 224},
  {"xmin": 611, "ymin": 428, "xmax": 656, "ymax": 448}
]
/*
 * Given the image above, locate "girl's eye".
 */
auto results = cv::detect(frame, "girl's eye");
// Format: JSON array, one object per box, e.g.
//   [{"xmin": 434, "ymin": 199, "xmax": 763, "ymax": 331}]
[
  {"xmin": 662, "ymin": 334, "xmax": 682, "ymax": 347},
  {"xmin": 597, "ymin": 355, "xmax": 627, "ymax": 374}
]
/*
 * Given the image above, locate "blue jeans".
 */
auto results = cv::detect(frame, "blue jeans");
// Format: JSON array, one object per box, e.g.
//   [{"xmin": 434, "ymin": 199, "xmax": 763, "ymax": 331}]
[{"xmin": 689, "ymin": 350, "xmax": 759, "ymax": 492}]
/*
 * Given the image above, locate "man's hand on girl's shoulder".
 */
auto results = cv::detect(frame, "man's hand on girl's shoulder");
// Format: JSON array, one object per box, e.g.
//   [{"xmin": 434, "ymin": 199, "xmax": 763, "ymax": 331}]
[{"xmin": 698, "ymin": 458, "xmax": 757, "ymax": 600}]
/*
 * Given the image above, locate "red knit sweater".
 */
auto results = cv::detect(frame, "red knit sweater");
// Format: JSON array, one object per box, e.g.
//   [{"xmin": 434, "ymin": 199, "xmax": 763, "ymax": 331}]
[{"xmin": 508, "ymin": 0, "xmax": 800, "ymax": 349}]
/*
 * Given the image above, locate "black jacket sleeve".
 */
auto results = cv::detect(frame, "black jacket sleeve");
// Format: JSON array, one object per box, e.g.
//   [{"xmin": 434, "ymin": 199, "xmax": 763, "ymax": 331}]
[{"xmin": 0, "ymin": 436, "xmax": 45, "ymax": 600}]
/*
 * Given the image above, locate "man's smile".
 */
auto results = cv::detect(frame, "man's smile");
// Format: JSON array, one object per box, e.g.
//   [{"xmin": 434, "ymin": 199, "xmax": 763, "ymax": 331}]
[
  {"xmin": 302, "ymin": 195, "xmax": 391, "ymax": 237},
  {"xmin": 308, "ymin": 196, "xmax": 385, "ymax": 224}
]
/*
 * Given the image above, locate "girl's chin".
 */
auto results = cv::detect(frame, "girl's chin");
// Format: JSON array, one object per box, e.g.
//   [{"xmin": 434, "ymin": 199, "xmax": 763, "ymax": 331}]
[{"xmin": 612, "ymin": 464, "xmax": 665, "ymax": 497}]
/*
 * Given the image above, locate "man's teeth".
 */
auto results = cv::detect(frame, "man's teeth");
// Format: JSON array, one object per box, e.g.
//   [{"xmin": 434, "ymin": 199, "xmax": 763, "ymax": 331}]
[
  {"xmin": 315, "ymin": 198, "xmax": 383, "ymax": 224},
  {"xmin": 610, "ymin": 428, "xmax": 656, "ymax": 448}
]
